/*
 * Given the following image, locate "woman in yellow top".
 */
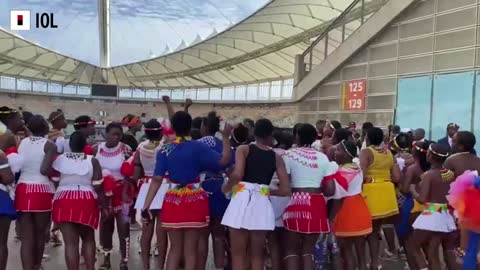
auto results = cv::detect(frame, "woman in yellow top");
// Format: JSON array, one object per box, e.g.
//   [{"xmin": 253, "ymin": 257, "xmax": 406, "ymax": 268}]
[{"xmin": 359, "ymin": 127, "xmax": 401, "ymax": 270}]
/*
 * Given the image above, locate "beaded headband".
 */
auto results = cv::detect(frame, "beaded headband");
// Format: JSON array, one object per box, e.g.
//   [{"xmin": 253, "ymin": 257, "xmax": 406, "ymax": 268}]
[
  {"xmin": 393, "ymin": 135, "xmax": 409, "ymax": 152},
  {"xmin": 73, "ymin": 120, "xmax": 95, "ymax": 126},
  {"xmin": 341, "ymin": 140, "xmax": 355, "ymax": 158},
  {"xmin": 429, "ymin": 144, "xmax": 449, "ymax": 157},
  {"xmin": 412, "ymin": 141, "xmax": 428, "ymax": 153},
  {"xmin": 122, "ymin": 115, "xmax": 140, "ymax": 128},
  {"xmin": 0, "ymin": 122, "xmax": 6, "ymax": 135},
  {"xmin": 49, "ymin": 112, "xmax": 64, "ymax": 123},
  {"xmin": 143, "ymin": 127, "xmax": 162, "ymax": 131},
  {"xmin": 0, "ymin": 109, "xmax": 17, "ymax": 114}
]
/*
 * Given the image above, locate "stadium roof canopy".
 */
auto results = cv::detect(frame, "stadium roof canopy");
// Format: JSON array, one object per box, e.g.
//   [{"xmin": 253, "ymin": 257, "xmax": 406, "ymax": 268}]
[{"xmin": 0, "ymin": 0, "xmax": 383, "ymax": 89}]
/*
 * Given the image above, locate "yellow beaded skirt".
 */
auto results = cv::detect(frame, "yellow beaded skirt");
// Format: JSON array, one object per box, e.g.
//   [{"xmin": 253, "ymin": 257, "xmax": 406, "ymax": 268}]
[
  {"xmin": 362, "ymin": 181, "xmax": 399, "ymax": 219},
  {"xmin": 411, "ymin": 199, "xmax": 424, "ymax": 213}
]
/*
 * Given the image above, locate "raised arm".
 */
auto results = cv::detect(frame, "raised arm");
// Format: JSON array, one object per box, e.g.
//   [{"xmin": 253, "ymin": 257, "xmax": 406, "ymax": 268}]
[
  {"xmin": 162, "ymin": 96, "xmax": 175, "ymax": 119},
  {"xmin": 218, "ymin": 124, "xmax": 233, "ymax": 166},
  {"xmin": 183, "ymin": 98, "xmax": 193, "ymax": 113}
]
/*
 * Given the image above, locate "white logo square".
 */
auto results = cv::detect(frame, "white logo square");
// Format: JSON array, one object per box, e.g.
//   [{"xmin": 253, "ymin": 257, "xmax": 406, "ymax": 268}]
[{"xmin": 10, "ymin": 10, "xmax": 31, "ymax": 31}]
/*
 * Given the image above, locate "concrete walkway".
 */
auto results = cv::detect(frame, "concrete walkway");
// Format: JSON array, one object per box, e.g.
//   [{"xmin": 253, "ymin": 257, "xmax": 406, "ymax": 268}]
[{"xmin": 6, "ymin": 225, "xmax": 406, "ymax": 270}]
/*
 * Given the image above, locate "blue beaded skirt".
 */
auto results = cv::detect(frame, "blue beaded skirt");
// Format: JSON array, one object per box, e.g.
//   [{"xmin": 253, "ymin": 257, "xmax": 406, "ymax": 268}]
[
  {"xmin": 201, "ymin": 176, "xmax": 230, "ymax": 218},
  {"xmin": 0, "ymin": 189, "xmax": 16, "ymax": 219},
  {"xmin": 396, "ymin": 194, "xmax": 414, "ymax": 239}
]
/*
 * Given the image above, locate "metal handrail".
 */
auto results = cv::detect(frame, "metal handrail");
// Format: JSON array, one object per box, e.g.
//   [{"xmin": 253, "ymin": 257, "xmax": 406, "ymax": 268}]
[{"xmin": 302, "ymin": 0, "xmax": 363, "ymax": 57}]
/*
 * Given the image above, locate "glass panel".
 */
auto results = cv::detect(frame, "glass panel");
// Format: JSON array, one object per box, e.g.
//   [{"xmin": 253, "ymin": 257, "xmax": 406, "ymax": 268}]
[
  {"xmin": 146, "ymin": 89, "xmax": 159, "ymax": 99},
  {"xmin": 345, "ymin": 18, "xmax": 362, "ymax": 37},
  {"xmin": 119, "ymin": 88, "xmax": 132, "ymax": 98},
  {"xmin": 474, "ymin": 71, "xmax": 480, "ymax": 154},
  {"xmin": 235, "ymin": 85, "xmax": 246, "ymax": 101},
  {"xmin": 197, "ymin": 88, "xmax": 209, "ymax": 100},
  {"xmin": 132, "ymin": 89, "xmax": 145, "ymax": 98},
  {"xmin": 396, "ymin": 75, "xmax": 432, "ymax": 139},
  {"xmin": 17, "ymin": 79, "xmax": 31, "ymax": 91},
  {"xmin": 222, "ymin": 87, "xmax": 234, "ymax": 100},
  {"xmin": 258, "ymin": 82, "xmax": 270, "ymax": 100},
  {"xmin": 77, "ymin": 86, "xmax": 91, "ymax": 95},
  {"xmin": 171, "ymin": 90, "xmax": 184, "ymax": 100},
  {"xmin": 0, "ymin": 76, "xmax": 16, "ymax": 89},
  {"xmin": 247, "ymin": 84, "xmax": 258, "ymax": 100},
  {"xmin": 33, "ymin": 81, "xmax": 47, "ymax": 92},
  {"xmin": 159, "ymin": 89, "xmax": 171, "ymax": 98},
  {"xmin": 62, "ymin": 85, "xmax": 77, "ymax": 95},
  {"xmin": 48, "ymin": 83, "xmax": 62, "ymax": 93},
  {"xmin": 311, "ymin": 37, "xmax": 325, "ymax": 69},
  {"xmin": 210, "ymin": 88, "xmax": 221, "ymax": 100},
  {"xmin": 184, "ymin": 89, "xmax": 197, "ymax": 100},
  {"xmin": 270, "ymin": 81, "xmax": 282, "ymax": 98},
  {"xmin": 432, "ymin": 71, "xmax": 474, "ymax": 141},
  {"xmin": 282, "ymin": 79, "xmax": 294, "ymax": 98}
]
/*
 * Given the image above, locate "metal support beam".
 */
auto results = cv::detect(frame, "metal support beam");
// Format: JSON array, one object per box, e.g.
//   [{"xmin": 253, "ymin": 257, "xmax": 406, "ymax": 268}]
[
  {"xmin": 293, "ymin": 0, "xmax": 417, "ymax": 101},
  {"xmin": 98, "ymin": 0, "xmax": 111, "ymax": 68}
]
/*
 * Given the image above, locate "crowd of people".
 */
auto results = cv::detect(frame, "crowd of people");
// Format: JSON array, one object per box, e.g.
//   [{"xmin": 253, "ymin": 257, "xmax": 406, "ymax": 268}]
[{"xmin": 0, "ymin": 96, "xmax": 478, "ymax": 270}]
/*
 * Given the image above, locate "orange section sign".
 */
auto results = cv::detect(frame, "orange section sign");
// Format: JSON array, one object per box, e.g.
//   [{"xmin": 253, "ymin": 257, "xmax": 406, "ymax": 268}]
[{"xmin": 343, "ymin": 79, "xmax": 366, "ymax": 111}]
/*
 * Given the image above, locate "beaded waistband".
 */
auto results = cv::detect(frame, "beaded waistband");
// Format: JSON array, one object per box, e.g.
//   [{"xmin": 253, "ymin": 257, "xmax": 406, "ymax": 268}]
[
  {"xmin": 423, "ymin": 202, "xmax": 448, "ymax": 214},
  {"xmin": 232, "ymin": 182, "xmax": 270, "ymax": 197}
]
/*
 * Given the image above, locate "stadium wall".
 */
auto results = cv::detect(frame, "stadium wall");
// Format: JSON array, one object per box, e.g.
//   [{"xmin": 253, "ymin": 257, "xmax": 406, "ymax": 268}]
[
  {"xmin": 297, "ymin": 0, "xmax": 480, "ymax": 130},
  {"xmin": 0, "ymin": 92, "xmax": 297, "ymax": 127}
]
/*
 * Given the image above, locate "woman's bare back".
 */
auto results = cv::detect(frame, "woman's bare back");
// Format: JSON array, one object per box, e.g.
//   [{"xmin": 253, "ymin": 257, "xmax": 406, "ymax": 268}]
[{"xmin": 424, "ymin": 169, "xmax": 455, "ymax": 204}]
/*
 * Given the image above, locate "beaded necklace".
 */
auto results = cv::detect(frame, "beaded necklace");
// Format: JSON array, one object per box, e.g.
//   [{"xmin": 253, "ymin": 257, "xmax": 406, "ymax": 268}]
[
  {"xmin": 440, "ymin": 168, "xmax": 455, "ymax": 182},
  {"xmin": 65, "ymin": 152, "xmax": 86, "ymax": 160},
  {"xmin": 99, "ymin": 143, "xmax": 123, "ymax": 158},
  {"xmin": 173, "ymin": 136, "xmax": 191, "ymax": 144},
  {"xmin": 342, "ymin": 162, "xmax": 359, "ymax": 170}
]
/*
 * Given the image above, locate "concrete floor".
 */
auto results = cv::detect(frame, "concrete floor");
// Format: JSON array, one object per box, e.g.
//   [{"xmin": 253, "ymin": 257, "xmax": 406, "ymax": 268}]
[{"xmin": 6, "ymin": 225, "xmax": 406, "ymax": 270}]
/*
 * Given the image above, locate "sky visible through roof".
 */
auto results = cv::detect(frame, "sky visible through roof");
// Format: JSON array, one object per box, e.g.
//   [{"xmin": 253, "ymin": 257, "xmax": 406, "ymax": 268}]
[{"xmin": 0, "ymin": 0, "xmax": 269, "ymax": 66}]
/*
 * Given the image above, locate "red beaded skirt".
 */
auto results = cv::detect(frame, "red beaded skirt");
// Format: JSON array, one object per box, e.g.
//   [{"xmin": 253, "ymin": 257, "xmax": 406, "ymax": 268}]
[
  {"xmin": 15, "ymin": 183, "xmax": 54, "ymax": 212},
  {"xmin": 111, "ymin": 180, "xmax": 135, "ymax": 212},
  {"xmin": 161, "ymin": 183, "xmax": 209, "ymax": 230},
  {"xmin": 52, "ymin": 189, "xmax": 99, "ymax": 229},
  {"xmin": 283, "ymin": 192, "xmax": 329, "ymax": 234}
]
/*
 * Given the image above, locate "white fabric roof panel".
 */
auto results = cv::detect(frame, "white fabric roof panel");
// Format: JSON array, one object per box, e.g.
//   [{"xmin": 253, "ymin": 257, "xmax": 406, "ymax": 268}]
[{"xmin": 0, "ymin": 0, "xmax": 386, "ymax": 89}]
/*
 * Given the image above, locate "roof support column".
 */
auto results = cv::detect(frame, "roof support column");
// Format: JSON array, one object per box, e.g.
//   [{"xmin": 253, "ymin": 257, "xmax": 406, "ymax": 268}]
[{"xmin": 98, "ymin": 0, "xmax": 111, "ymax": 68}]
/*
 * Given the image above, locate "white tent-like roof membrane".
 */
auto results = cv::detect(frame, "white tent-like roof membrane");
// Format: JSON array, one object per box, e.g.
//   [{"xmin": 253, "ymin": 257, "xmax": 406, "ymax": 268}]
[{"xmin": 0, "ymin": 0, "xmax": 384, "ymax": 89}]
